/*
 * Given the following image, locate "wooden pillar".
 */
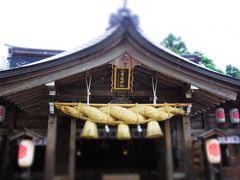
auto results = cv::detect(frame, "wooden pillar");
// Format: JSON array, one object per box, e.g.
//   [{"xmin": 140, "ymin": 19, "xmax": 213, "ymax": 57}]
[
  {"xmin": 44, "ymin": 81, "xmax": 57, "ymax": 180},
  {"xmin": 182, "ymin": 115, "xmax": 193, "ymax": 180},
  {"xmin": 0, "ymin": 138, "xmax": 11, "ymax": 179},
  {"xmin": 165, "ymin": 119, "xmax": 173, "ymax": 180},
  {"xmin": 68, "ymin": 118, "xmax": 76, "ymax": 180},
  {"xmin": 6, "ymin": 103, "xmax": 17, "ymax": 130},
  {"xmin": 44, "ymin": 114, "xmax": 57, "ymax": 180}
]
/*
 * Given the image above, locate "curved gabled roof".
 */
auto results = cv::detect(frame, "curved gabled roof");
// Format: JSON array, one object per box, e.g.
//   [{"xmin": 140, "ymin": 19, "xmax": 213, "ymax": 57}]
[{"xmin": 0, "ymin": 16, "xmax": 240, "ymax": 101}]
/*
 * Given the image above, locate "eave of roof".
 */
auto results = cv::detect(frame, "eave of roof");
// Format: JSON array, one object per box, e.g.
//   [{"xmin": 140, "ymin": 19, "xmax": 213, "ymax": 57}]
[
  {"xmin": 5, "ymin": 44, "xmax": 64, "ymax": 56},
  {"xmin": 0, "ymin": 17, "xmax": 240, "ymax": 98}
]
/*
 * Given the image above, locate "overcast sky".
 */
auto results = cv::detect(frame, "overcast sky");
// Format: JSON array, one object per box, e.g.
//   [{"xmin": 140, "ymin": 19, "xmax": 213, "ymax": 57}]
[{"xmin": 0, "ymin": 0, "xmax": 239, "ymax": 70}]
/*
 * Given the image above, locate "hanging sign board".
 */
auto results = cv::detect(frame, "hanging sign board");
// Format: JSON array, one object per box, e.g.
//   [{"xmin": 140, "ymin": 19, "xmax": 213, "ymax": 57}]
[
  {"xmin": 215, "ymin": 108, "xmax": 225, "ymax": 123},
  {"xmin": 113, "ymin": 66, "xmax": 132, "ymax": 91},
  {"xmin": 229, "ymin": 108, "xmax": 240, "ymax": 124},
  {"xmin": 18, "ymin": 139, "xmax": 35, "ymax": 168},
  {"xmin": 110, "ymin": 53, "xmax": 136, "ymax": 91},
  {"xmin": 0, "ymin": 105, "xmax": 6, "ymax": 122},
  {"xmin": 205, "ymin": 139, "xmax": 221, "ymax": 164}
]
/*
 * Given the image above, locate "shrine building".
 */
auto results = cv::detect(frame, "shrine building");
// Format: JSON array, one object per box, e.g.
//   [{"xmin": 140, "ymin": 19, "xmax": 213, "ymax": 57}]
[{"xmin": 0, "ymin": 8, "xmax": 240, "ymax": 180}]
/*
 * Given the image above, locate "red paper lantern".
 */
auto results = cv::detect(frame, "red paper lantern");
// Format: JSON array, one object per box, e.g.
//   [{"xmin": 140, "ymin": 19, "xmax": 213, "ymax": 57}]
[
  {"xmin": 18, "ymin": 140, "xmax": 35, "ymax": 168},
  {"xmin": 0, "ymin": 105, "xmax": 6, "ymax": 122},
  {"xmin": 229, "ymin": 108, "xmax": 240, "ymax": 124},
  {"xmin": 215, "ymin": 108, "xmax": 225, "ymax": 123},
  {"xmin": 205, "ymin": 139, "xmax": 221, "ymax": 164}
]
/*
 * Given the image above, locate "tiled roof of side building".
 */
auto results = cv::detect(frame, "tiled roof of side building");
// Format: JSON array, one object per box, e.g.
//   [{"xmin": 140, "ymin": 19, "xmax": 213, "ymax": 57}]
[
  {"xmin": 6, "ymin": 44, "xmax": 64, "ymax": 69},
  {"xmin": 22, "ymin": 26, "xmax": 118, "ymax": 67}
]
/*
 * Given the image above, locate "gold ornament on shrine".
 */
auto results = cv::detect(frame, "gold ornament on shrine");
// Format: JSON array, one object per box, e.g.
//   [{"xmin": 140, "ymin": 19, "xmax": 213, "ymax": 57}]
[
  {"xmin": 110, "ymin": 53, "xmax": 138, "ymax": 91},
  {"xmin": 112, "ymin": 66, "xmax": 132, "ymax": 91}
]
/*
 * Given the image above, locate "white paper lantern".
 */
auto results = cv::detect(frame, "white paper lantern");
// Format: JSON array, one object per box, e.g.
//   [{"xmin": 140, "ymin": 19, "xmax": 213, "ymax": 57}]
[
  {"xmin": 0, "ymin": 105, "xmax": 6, "ymax": 122},
  {"xmin": 215, "ymin": 108, "xmax": 225, "ymax": 123},
  {"xmin": 229, "ymin": 108, "xmax": 240, "ymax": 124},
  {"xmin": 18, "ymin": 139, "xmax": 35, "ymax": 168},
  {"xmin": 205, "ymin": 139, "xmax": 221, "ymax": 164}
]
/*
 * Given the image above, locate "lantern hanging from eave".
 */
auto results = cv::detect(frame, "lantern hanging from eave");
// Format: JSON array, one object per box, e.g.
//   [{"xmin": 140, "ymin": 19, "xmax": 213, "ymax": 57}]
[
  {"xmin": 205, "ymin": 138, "xmax": 221, "ymax": 164},
  {"xmin": 18, "ymin": 139, "xmax": 35, "ymax": 168},
  {"xmin": 0, "ymin": 105, "xmax": 6, "ymax": 123},
  {"xmin": 229, "ymin": 108, "xmax": 240, "ymax": 124},
  {"xmin": 215, "ymin": 108, "xmax": 225, "ymax": 123}
]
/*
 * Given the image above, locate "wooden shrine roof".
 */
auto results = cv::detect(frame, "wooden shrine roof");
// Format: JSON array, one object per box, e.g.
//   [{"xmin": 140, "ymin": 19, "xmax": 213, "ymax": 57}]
[{"xmin": 0, "ymin": 17, "xmax": 240, "ymax": 115}]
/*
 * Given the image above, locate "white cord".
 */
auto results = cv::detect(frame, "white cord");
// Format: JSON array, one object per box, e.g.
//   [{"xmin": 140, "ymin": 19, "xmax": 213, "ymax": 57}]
[
  {"xmin": 85, "ymin": 74, "xmax": 92, "ymax": 105},
  {"xmin": 152, "ymin": 75, "xmax": 158, "ymax": 106}
]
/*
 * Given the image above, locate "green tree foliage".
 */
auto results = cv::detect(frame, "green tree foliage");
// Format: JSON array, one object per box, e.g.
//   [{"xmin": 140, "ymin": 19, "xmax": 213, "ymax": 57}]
[
  {"xmin": 193, "ymin": 51, "xmax": 224, "ymax": 73},
  {"xmin": 161, "ymin": 33, "xmax": 224, "ymax": 73},
  {"xmin": 161, "ymin": 33, "xmax": 189, "ymax": 54},
  {"xmin": 226, "ymin": 65, "xmax": 240, "ymax": 78}
]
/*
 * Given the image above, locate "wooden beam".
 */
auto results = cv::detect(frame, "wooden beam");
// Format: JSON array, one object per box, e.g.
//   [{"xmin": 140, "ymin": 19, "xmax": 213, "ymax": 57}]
[
  {"xmin": 6, "ymin": 86, "xmax": 45, "ymax": 99},
  {"xmin": 0, "ymin": 128, "xmax": 47, "ymax": 136},
  {"xmin": 7, "ymin": 90, "xmax": 45, "ymax": 102},
  {"xmin": 22, "ymin": 107, "xmax": 42, "ymax": 114},
  {"xmin": 0, "ymin": 129, "xmax": 10, "ymax": 135},
  {"xmin": 58, "ymin": 88, "xmax": 181, "ymax": 97},
  {"xmin": 19, "ymin": 106, "xmax": 41, "ymax": 113},
  {"xmin": 192, "ymin": 103, "xmax": 208, "ymax": 112},
  {"xmin": 68, "ymin": 118, "xmax": 76, "ymax": 180},
  {"xmin": 20, "ymin": 101, "xmax": 43, "ymax": 110},
  {"xmin": 165, "ymin": 119, "xmax": 173, "ymax": 180},
  {"xmin": 133, "ymin": 74, "xmax": 152, "ymax": 89},
  {"xmin": 12, "ymin": 96, "xmax": 43, "ymax": 105},
  {"xmin": 57, "ymin": 65, "xmax": 110, "ymax": 86},
  {"xmin": 44, "ymin": 115, "xmax": 57, "ymax": 180},
  {"xmin": 192, "ymin": 98, "xmax": 214, "ymax": 108},
  {"xmin": 135, "ymin": 67, "xmax": 183, "ymax": 88},
  {"xmin": 196, "ymin": 90, "xmax": 226, "ymax": 103},
  {"xmin": 182, "ymin": 115, "xmax": 193, "ymax": 180},
  {"xmin": 156, "ymin": 72, "xmax": 184, "ymax": 87},
  {"xmin": 193, "ymin": 93, "xmax": 220, "ymax": 106}
]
